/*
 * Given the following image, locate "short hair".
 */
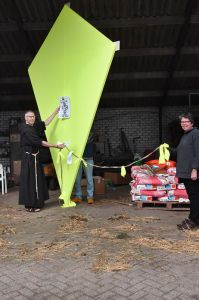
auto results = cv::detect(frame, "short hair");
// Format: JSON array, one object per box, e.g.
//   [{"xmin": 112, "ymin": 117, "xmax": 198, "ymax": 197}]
[
  {"xmin": 25, "ymin": 110, "xmax": 35, "ymax": 116},
  {"xmin": 178, "ymin": 112, "xmax": 194, "ymax": 124}
]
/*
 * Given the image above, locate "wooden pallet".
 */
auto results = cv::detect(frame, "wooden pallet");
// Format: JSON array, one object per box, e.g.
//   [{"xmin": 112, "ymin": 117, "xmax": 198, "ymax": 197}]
[{"xmin": 133, "ymin": 200, "xmax": 190, "ymax": 210}]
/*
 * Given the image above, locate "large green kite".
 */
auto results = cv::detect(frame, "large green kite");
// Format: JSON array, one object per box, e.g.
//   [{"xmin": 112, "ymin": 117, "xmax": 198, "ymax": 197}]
[{"xmin": 28, "ymin": 5, "xmax": 116, "ymax": 207}]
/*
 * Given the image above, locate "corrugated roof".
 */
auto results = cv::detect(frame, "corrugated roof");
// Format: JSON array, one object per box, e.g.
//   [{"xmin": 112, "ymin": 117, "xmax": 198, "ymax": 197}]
[{"xmin": 0, "ymin": 0, "xmax": 199, "ymax": 110}]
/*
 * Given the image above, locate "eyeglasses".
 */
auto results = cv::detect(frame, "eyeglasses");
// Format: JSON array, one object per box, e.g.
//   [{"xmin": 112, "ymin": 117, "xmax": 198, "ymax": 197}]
[
  {"xmin": 181, "ymin": 121, "xmax": 191, "ymax": 124},
  {"xmin": 26, "ymin": 115, "xmax": 35, "ymax": 118}
]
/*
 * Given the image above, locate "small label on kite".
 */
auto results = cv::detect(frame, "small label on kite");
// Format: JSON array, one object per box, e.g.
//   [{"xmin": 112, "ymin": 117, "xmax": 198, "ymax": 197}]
[{"xmin": 59, "ymin": 96, "xmax": 70, "ymax": 119}]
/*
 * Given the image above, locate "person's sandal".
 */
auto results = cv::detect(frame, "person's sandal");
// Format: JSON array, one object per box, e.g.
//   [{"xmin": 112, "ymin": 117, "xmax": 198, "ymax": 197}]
[{"xmin": 26, "ymin": 208, "xmax": 34, "ymax": 212}]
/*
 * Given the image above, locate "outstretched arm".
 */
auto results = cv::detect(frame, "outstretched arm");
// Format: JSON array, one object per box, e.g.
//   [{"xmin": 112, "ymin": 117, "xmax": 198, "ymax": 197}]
[
  {"xmin": 42, "ymin": 140, "xmax": 64, "ymax": 149},
  {"xmin": 44, "ymin": 106, "xmax": 60, "ymax": 126}
]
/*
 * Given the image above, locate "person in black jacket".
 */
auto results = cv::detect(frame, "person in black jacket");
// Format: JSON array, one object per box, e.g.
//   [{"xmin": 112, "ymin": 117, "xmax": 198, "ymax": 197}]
[{"xmin": 176, "ymin": 112, "xmax": 199, "ymax": 230}]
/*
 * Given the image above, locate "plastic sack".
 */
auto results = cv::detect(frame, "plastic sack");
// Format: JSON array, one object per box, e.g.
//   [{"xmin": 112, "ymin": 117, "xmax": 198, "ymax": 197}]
[
  {"xmin": 135, "ymin": 176, "xmax": 168, "ymax": 186},
  {"xmin": 168, "ymin": 189, "xmax": 188, "ymax": 197}
]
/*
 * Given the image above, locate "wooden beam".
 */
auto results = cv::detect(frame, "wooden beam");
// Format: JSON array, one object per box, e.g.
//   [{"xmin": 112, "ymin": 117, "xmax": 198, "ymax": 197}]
[
  {"xmin": 91, "ymin": 16, "xmax": 185, "ymax": 28},
  {"xmin": 23, "ymin": 22, "xmax": 52, "ymax": 31},
  {"xmin": 116, "ymin": 46, "xmax": 199, "ymax": 57},
  {"xmin": 92, "ymin": 15, "xmax": 199, "ymax": 28},
  {"xmin": 3, "ymin": 15, "xmax": 199, "ymax": 32},
  {"xmin": 103, "ymin": 91, "xmax": 163, "ymax": 98},
  {"xmin": 1, "ymin": 46, "xmax": 199, "ymax": 63},
  {"xmin": 103, "ymin": 89, "xmax": 199, "ymax": 99},
  {"xmin": 109, "ymin": 72, "xmax": 167, "ymax": 80},
  {"xmin": 0, "ymin": 23, "xmax": 17, "ymax": 31},
  {"xmin": 0, "ymin": 100, "xmax": 37, "ymax": 111},
  {"xmin": 0, "ymin": 77, "xmax": 30, "ymax": 84},
  {"xmin": 0, "ymin": 95, "xmax": 34, "ymax": 101},
  {"xmin": 1, "ymin": 89, "xmax": 199, "ymax": 104},
  {"xmin": 1, "ymin": 14, "xmax": 199, "ymax": 32},
  {"xmin": 109, "ymin": 70, "xmax": 199, "ymax": 80},
  {"xmin": 116, "ymin": 48, "xmax": 176, "ymax": 57},
  {"xmin": 181, "ymin": 46, "xmax": 199, "ymax": 54},
  {"xmin": 1, "ymin": 70, "xmax": 198, "ymax": 85},
  {"xmin": 0, "ymin": 17, "xmax": 185, "ymax": 32},
  {"xmin": 174, "ymin": 70, "xmax": 199, "ymax": 78},
  {"xmin": 0, "ymin": 54, "xmax": 32, "ymax": 62}
]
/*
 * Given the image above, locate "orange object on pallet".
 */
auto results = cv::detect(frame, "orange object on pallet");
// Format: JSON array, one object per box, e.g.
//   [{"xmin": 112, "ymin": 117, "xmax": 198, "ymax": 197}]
[
  {"xmin": 43, "ymin": 163, "xmax": 55, "ymax": 177},
  {"xmin": 145, "ymin": 159, "xmax": 176, "ymax": 170}
]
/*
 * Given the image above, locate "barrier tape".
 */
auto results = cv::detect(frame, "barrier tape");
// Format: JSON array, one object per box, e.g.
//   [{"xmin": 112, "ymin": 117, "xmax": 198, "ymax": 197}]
[
  {"xmin": 57, "ymin": 143, "xmax": 169, "ymax": 206},
  {"xmin": 62, "ymin": 143, "xmax": 170, "ymax": 177}
]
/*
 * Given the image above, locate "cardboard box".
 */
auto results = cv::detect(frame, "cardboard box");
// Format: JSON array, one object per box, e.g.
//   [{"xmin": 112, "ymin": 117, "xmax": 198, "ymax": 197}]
[
  {"xmin": 13, "ymin": 160, "xmax": 21, "ymax": 175},
  {"xmin": 81, "ymin": 178, "xmax": 87, "ymax": 187},
  {"xmin": 13, "ymin": 160, "xmax": 21, "ymax": 185},
  {"xmin": 94, "ymin": 176, "xmax": 105, "ymax": 195},
  {"xmin": 104, "ymin": 172, "xmax": 131, "ymax": 185}
]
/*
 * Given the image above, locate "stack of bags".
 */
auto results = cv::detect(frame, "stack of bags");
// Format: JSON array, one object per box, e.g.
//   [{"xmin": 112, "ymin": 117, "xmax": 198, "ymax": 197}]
[{"xmin": 130, "ymin": 160, "xmax": 189, "ymax": 203}]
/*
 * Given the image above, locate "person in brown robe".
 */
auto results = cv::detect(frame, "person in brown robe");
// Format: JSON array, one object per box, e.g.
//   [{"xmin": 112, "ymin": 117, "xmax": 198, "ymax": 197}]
[{"xmin": 19, "ymin": 109, "xmax": 64, "ymax": 212}]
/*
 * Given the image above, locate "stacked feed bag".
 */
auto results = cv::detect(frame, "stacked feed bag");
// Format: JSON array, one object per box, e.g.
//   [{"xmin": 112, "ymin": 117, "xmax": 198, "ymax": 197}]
[{"xmin": 130, "ymin": 161, "xmax": 189, "ymax": 202}]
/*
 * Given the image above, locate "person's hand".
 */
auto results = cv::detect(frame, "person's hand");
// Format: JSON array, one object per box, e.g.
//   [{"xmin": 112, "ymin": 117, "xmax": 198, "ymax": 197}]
[
  {"xmin": 57, "ymin": 143, "xmax": 65, "ymax": 149},
  {"xmin": 191, "ymin": 169, "xmax": 197, "ymax": 180},
  {"xmin": 55, "ymin": 106, "xmax": 60, "ymax": 114}
]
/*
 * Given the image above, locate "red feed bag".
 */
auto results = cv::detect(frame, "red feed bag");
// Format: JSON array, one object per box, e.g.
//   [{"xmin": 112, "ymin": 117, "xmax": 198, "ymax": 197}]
[{"xmin": 135, "ymin": 176, "xmax": 168, "ymax": 185}]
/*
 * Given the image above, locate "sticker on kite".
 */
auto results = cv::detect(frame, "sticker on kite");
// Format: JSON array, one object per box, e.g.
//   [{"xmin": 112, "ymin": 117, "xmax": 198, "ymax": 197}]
[{"xmin": 59, "ymin": 96, "xmax": 70, "ymax": 119}]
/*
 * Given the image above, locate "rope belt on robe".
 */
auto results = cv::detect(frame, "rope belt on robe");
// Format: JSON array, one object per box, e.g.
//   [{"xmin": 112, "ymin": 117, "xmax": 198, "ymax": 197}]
[{"xmin": 25, "ymin": 151, "xmax": 39, "ymax": 200}]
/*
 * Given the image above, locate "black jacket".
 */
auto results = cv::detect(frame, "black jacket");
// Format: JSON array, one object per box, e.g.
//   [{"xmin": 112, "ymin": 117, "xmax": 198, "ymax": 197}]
[{"xmin": 176, "ymin": 128, "xmax": 199, "ymax": 179}]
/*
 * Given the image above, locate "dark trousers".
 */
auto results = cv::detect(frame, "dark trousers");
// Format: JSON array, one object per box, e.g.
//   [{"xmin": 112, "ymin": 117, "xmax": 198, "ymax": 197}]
[{"xmin": 182, "ymin": 178, "xmax": 199, "ymax": 224}]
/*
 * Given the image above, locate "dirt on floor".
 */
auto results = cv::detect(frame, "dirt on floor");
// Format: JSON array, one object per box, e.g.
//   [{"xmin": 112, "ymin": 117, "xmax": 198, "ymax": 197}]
[{"xmin": 0, "ymin": 185, "xmax": 199, "ymax": 272}]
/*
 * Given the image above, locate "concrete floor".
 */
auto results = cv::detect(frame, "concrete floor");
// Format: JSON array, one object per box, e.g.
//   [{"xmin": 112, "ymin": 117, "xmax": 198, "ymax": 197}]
[{"xmin": 0, "ymin": 185, "xmax": 199, "ymax": 300}]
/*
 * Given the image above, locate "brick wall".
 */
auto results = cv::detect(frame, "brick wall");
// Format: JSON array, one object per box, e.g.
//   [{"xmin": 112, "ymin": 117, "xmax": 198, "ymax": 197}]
[
  {"xmin": 0, "ymin": 105, "xmax": 197, "ymax": 168},
  {"xmin": 93, "ymin": 105, "xmax": 193, "ymax": 157},
  {"xmin": 93, "ymin": 107, "xmax": 160, "ymax": 156},
  {"xmin": 0, "ymin": 111, "xmax": 25, "ymax": 168}
]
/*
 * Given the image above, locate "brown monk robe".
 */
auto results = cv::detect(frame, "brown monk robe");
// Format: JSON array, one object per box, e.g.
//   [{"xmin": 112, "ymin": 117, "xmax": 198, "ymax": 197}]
[{"xmin": 19, "ymin": 110, "xmax": 64, "ymax": 212}]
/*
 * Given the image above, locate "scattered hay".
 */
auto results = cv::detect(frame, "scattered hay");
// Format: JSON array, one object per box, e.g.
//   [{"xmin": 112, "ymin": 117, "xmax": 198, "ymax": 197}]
[
  {"xmin": 58, "ymin": 222, "xmax": 87, "ymax": 234},
  {"xmin": 58, "ymin": 216, "xmax": 88, "ymax": 234},
  {"xmin": 91, "ymin": 247, "xmax": 145, "ymax": 272},
  {"xmin": 108, "ymin": 214, "xmax": 131, "ymax": 221},
  {"xmin": 68, "ymin": 239, "xmax": 102, "ymax": 259},
  {"xmin": 69, "ymin": 214, "xmax": 88, "ymax": 222},
  {"xmin": 130, "ymin": 216, "xmax": 160, "ymax": 223},
  {"xmin": 0, "ymin": 214, "xmax": 21, "ymax": 220},
  {"xmin": 18, "ymin": 240, "xmax": 74, "ymax": 260},
  {"xmin": 18, "ymin": 246, "xmax": 32, "ymax": 258},
  {"xmin": 0, "ymin": 207, "xmax": 21, "ymax": 220},
  {"xmin": 0, "ymin": 238, "xmax": 7, "ymax": 248},
  {"xmin": 108, "ymin": 215, "xmax": 160, "ymax": 224},
  {"xmin": 185, "ymin": 230, "xmax": 199, "ymax": 239},
  {"xmin": 0, "ymin": 224, "xmax": 16, "ymax": 235},
  {"xmin": 92, "ymin": 252, "xmax": 129, "ymax": 272},
  {"xmin": 114, "ymin": 223, "xmax": 140, "ymax": 232},
  {"xmin": 129, "ymin": 237, "xmax": 199, "ymax": 254},
  {"xmin": 34, "ymin": 241, "xmax": 74, "ymax": 259},
  {"xmin": 90, "ymin": 223, "xmax": 140, "ymax": 240},
  {"xmin": 90, "ymin": 228, "xmax": 114, "ymax": 239}
]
